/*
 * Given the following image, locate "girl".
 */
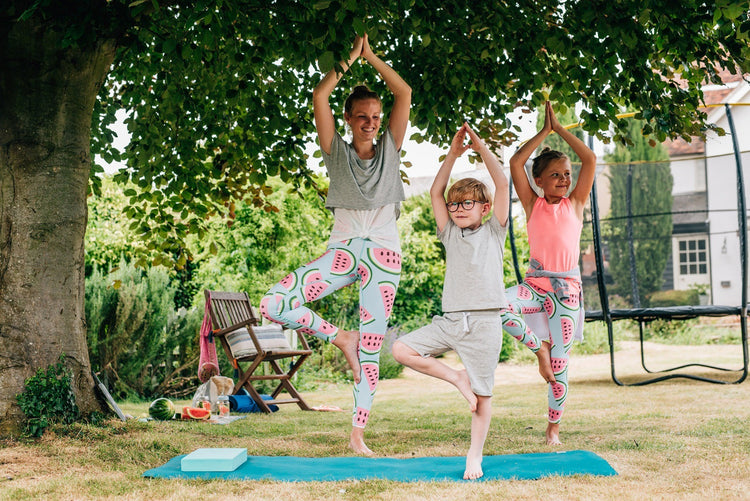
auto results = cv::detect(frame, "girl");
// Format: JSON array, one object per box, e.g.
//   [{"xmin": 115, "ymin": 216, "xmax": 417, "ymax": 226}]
[
  {"xmin": 504, "ymin": 101, "xmax": 596, "ymax": 445},
  {"xmin": 261, "ymin": 34, "xmax": 411, "ymax": 455}
]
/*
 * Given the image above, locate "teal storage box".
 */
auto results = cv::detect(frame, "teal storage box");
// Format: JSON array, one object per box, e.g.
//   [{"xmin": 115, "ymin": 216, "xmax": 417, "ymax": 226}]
[{"xmin": 181, "ymin": 448, "xmax": 248, "ymax": 472}]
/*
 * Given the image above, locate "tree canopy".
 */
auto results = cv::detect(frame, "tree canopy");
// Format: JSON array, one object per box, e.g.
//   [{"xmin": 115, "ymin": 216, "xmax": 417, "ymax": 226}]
[{"xmin": 67, "ymin": 0, "xmax": 750, "ymax": 265}]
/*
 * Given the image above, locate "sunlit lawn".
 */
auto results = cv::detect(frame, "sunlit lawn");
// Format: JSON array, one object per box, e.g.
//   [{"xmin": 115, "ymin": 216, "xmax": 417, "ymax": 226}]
[{"xmin": 1, "ymin": 340, "xmax": 748, "ymax": 500}]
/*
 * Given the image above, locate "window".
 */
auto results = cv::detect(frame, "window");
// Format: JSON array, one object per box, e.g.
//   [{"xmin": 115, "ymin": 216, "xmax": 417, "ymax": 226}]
[{"xmin": 678, "ymin": 238, "xmax": 708, "ymax": 275}]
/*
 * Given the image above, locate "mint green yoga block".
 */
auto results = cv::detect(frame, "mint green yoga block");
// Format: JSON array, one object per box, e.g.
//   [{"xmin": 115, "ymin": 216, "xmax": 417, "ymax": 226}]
[{"xmin": 181, "ymin": 448, "xmax": 248, "ymax": 472}]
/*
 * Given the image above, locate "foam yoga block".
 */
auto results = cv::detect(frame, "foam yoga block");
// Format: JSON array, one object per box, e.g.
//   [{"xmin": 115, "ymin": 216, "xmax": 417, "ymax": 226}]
[{"xmin": 180, "ymin": 448, "xmax": 248, "ymax": 472}]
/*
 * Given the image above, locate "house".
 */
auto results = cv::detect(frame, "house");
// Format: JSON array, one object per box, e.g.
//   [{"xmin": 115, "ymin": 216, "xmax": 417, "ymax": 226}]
[{"xmin": 664, "ymin": 70, "xmax": 750, "ymax": 305}]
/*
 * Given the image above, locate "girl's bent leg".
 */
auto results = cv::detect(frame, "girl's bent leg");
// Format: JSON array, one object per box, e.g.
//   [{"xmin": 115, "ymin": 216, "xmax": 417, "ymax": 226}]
[{"xmin": 503, "ymin": 285, "xmax": 555, "ymax": 382}]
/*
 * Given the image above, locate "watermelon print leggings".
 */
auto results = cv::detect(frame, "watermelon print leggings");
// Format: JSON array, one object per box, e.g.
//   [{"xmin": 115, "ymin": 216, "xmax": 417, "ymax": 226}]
[
  {"xmin": 261, "ymin": 238, "xmax": 401, "ymax": 428},
  {"xmin": 503, "ymin": 282, "xmax": 580, "ymax": 424}
]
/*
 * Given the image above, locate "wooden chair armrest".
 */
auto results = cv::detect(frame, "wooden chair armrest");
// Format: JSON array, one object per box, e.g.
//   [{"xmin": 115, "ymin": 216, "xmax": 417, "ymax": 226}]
[{"xmin": 212, "ymin": 319, "xmax": 257, "ymax": 337}]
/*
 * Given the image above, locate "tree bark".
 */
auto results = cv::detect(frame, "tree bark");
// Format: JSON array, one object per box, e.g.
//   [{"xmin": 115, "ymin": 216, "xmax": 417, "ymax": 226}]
[{"xmin": 0, "ymin": 17, "xmax": 116, "ymax": 434}]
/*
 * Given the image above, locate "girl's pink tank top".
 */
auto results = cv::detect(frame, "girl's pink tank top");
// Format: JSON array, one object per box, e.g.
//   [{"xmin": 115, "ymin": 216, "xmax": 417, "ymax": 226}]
[{"xmin": 526, "ymin": 197, "xmax": 582, "ymax": 294}]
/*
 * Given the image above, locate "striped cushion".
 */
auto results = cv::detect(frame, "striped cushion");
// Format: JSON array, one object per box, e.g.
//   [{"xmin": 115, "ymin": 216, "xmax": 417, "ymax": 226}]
[{"xmin": 226, "ymin": 325, "xmax": 291, "ymax": 358}]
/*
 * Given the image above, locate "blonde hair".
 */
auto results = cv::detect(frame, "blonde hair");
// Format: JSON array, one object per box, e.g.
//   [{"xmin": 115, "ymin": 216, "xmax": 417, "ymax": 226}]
[{"xmin": 446, "ymin": 178, "xmax": 491, "ymax": 205}]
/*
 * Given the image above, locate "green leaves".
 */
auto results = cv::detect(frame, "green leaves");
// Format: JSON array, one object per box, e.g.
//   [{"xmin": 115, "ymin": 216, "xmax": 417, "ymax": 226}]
[
  {"xmin": 16, "ymin": 355, "xmax": 79, "ymax": 437},
  {"xmin": 82, "ymin": 0, "xmax": 749, "ymax": 267}
]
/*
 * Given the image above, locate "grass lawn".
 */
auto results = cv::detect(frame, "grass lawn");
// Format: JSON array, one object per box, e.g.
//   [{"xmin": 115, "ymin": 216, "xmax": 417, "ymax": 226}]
[{"xmin": 1, "ymin": 340, "xmax": 748, "ymax": 500}]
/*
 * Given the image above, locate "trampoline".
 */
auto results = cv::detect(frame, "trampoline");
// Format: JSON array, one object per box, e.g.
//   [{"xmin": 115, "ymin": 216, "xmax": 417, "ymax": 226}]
[{"xmin": 508, "ymin": 103, "xmax": 749, "ymax": 386}]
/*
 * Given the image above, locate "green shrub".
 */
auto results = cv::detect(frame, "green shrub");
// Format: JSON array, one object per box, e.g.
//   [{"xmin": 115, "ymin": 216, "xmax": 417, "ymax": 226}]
[
  {"xmin": 648, "ymin": 289, "xmax": 699, "ymax": 307},
  {"xmin": 85, "ymin": 260, "xmax": 202, "ymax": 400},
  {"xmin": 16, "ymin": 355, "xmax": 79, "ymax": 437}
]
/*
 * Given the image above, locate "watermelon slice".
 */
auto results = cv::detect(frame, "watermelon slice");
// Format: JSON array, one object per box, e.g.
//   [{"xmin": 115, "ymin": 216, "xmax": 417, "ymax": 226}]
[
  {"xmin": 279, "ymin": 272, "xmax": 297, "ymax": 290},
  {"xmin": 517, "ymin": 285, "xmax": 533, "ymax": 300},
  {"xmin": 562, "ymin": 294, "xmax": 580, "ymax": 309},
  {"xmin": 357, "ymin": 262, "xmax": 372, "ymax": 289},
  {"xmin": 302, "ymin": 269, "xmax": 323, "ymax": 284},
  {"xmin": 303, "ymin": 281, "xmax": 328, "ymax": 302},
  {"xmin": 360, "ymin": 306, "xmax": 374, "ymax": 325},
  {"xmin": 297, "ymin": 311, "xmax": 313, "ymax": 326},
  {"xmin": 551, "ymin": 380, "xmax": 568, "ymax": 402},
  {"xmin": 360, "ymin": 333, "xmax": 385, "ymax": 354},
  {"xmin": 543, "ymin": 296, "xmax": 556, "ymax": 317},
  {"xmin": 182, "ymin": 406, "xmax": 211, "ymax": 420},
  {"xmin": 259, "ymin": 293, "xmax": 284, "ymax": 323},
  {"xmin": 318, "ymin": 320, "xmax": 336, "ymax": 336},
  {"xmin": 379, "ymin": 281, "xmax": 396, "ymax": 318},
  {"xmin": 550, "ymin": 356, "xmax": 568, "ymax": 375},
  {"xmin": 362, "ymin": 362, "xmax": 379, "ymax": 391},
  {"xmin": 561, "ymin": 315, "xmax": 574, "ymax": 346},
  {"xmin": 548, "ymin": 407, "xmax": 563, "ymax": 423},
  {"xmin": 368, "ymin": 248, "xmax": 401, "ymax": 274},
  {"xmin": 354, "ymin": 407, "xmax": 370, "ymax": 427},
  {"xmin": 330, "ymin": 248, "xmax": 356, "ymax": 276}
]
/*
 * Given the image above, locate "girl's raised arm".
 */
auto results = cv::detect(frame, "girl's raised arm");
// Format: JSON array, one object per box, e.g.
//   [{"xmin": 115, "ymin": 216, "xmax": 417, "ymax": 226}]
[
  {"xmin": 313, "ymin": 36, "xmax": 364, "ymax": 155},
  {"xmin": 509, "ymin": 103, "xmax": 553, "ymax": 219},
  {"xmin": 361, "ymin": 34, "xmax": 412, "ymax": 150},
  {"xmin": 555, "ymin": 108, "xmax": 596, "ymax": 218}
]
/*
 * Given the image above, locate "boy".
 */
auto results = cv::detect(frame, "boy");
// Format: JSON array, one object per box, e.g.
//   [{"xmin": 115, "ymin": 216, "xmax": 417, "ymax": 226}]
[{"xmin": 392, "ymin": 123, "xmax": 550, "ymax": 480}]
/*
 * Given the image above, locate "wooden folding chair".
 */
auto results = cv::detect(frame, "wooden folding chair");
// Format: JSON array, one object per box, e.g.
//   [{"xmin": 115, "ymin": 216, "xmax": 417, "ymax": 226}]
[{"xmin": 204, "ymin": 290, "xmax": 312, "ymax": 412}]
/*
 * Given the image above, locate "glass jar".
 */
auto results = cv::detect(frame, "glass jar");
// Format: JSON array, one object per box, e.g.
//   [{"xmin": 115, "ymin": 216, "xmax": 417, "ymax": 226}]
[
  {"xmin": 217, "ymin": 395, "xmax": 230, "ymax": 417},
  {"xmin": 199, "ymin": 396, "xmax": 212, "ymax": 417}
]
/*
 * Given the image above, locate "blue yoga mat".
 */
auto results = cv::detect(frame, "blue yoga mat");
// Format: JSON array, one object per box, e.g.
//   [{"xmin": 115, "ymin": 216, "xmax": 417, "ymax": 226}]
[{"xmin": 143, "ymin": 450, "xmax": 617, "ymax": 482}]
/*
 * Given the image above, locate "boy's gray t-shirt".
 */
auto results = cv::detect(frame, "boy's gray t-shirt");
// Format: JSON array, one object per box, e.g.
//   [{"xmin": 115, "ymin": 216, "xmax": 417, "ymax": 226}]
[
  {"xmin": 439, "ymin": 215, "xmax": 509, "ymax": 312},
  {"xmin": 321, "ymin": 128, "xmax": 406, "ymax": 212}
]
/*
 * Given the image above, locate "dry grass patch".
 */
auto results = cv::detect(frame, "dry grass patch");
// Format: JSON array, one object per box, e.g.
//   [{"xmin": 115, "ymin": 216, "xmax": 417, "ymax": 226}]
[{"xmin": 1, "ymin": 342, "xmax": 749, "ymax": 500}]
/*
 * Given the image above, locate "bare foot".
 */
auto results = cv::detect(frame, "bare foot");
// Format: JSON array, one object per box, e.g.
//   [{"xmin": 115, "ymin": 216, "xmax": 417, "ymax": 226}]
[
  {"xmin": 463, "ymin": 452, "xmax": 484, "ymax": 480},
  {"xmin": 454, "ymin": 370, "xmax": 478, "ymax": 412},
  {"xmin": 349, "ymin": 427, "xmax": 375, "ymax": 456},
  {"xmin": 535, "ymin": 341, "xmax": 555, "ymax": 383},
  {"xmin": 332, "ymin": 329, "xmax": 361, "ymax": 384},
  {"xmin": 546, "ymin": 422, "xmax": 562, "ymax": 446}
]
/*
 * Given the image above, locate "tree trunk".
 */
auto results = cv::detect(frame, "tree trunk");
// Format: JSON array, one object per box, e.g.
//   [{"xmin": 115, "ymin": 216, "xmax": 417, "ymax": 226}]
[{"xmin": 0, "ymin": 18, "xmax": 116, "ymax": 434}]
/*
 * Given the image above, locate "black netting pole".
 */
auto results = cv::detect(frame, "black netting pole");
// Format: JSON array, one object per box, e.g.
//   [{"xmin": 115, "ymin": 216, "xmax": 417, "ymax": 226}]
[
  {"xmin": 508, "ymin": 176, "xmax": 524, "ymax": 284},
  {"xmin": 725, "ymin": 104, "xmax": 748, "ymax": 315},
  {"xmin": 626, "ymin": 163, "xmax": 641, "ymax": 307},
  {"xmin": 589, "ymin": 138, "xmax": 610, "ymax": 318}
]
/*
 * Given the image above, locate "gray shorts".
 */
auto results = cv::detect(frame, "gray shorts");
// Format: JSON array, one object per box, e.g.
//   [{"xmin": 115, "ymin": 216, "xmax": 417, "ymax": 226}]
[{"xmin": 398, "ymin": 310, "xmax": 504, "ymax": 397}]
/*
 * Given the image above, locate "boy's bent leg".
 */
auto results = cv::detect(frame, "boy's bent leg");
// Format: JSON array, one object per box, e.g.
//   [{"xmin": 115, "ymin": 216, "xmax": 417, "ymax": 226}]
[
  {"xmin": 465, "ymin": 395, "xmax": 492, "ymax": 480},
  {"xmin": 392, "ymin": 340, "xmax": 477, "ymax": 412}
]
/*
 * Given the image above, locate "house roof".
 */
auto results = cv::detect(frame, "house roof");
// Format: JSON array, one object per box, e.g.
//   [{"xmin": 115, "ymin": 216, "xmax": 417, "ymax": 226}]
[
  {"xmin": 665, "ymin": 69, "xmax": 749, "ymax": 157},
  {"xmin": 672, "ymin": 191, "xmax": 708, "ymax": 226}
]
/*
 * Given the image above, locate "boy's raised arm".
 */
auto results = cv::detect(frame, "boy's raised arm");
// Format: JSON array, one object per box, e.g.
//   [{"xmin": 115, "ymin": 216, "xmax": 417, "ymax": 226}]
[
  {"xmin": 464, "ymin": 124, "xmax": 509, "ymax": 226},
  {"xmin": 431, "ymin": 125, "xmax": 470, "ymax": 233}
]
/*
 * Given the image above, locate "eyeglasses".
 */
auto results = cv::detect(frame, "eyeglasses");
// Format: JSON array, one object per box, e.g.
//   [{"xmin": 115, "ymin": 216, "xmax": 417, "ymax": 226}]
[{"xmin": 446, "ymin": 200, "xmax": 484, "ymax": 212}]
